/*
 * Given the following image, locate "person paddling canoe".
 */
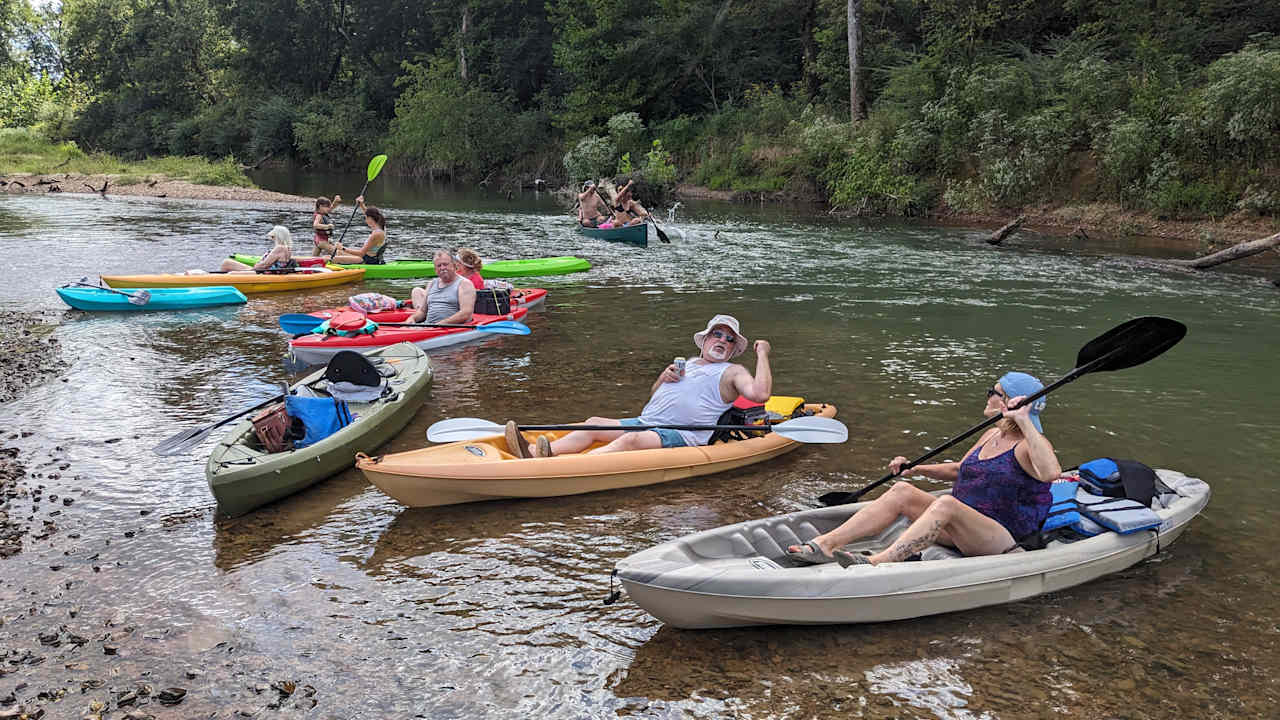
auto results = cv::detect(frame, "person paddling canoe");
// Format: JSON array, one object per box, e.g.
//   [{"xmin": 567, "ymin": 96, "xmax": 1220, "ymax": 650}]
[
  {"xmin": 506, "ymin": 314, "xmax": 772, "ymax": 458},
  {"xmin": 330, "ymin": 198, "xmax": 387, "ymax": 265},
  {"xmin": 576, "ymin": 180, "xmax": 614, "ymax": 228}
]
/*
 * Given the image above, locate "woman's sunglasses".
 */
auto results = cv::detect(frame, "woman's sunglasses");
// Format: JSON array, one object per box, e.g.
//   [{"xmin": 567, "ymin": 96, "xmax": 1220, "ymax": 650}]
[{"xmin": 986, "ymin": 387, "xmax": 1005, "ymax": 400}]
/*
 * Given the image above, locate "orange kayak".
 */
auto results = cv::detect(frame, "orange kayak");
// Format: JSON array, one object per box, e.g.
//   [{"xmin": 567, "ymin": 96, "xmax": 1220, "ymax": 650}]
[
  {"xmin": 101, "ymin": 268, "xmax": 365, "ymax": 294},
  {"xmin": 357, "ymin": 402, "xmax": 837, "ymax": 508}
]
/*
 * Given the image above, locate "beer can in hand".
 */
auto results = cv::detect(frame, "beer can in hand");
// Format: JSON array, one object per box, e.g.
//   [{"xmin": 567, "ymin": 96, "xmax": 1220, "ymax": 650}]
[{"xmin": 673, "ymin": 357, "xmax": 686, "ymax": 377}]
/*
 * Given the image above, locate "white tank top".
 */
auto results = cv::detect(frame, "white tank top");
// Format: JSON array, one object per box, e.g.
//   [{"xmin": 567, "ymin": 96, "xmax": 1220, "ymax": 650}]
[{"xmin": 639, "ymin": 359, "xmax": 733, "ymax": 446}]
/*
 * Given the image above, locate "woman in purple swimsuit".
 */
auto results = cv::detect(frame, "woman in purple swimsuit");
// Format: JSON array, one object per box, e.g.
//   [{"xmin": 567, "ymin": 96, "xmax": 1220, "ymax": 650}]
[{"xmin": 787, "ymin": 371, "xmax": 1061, "ymax": 566}]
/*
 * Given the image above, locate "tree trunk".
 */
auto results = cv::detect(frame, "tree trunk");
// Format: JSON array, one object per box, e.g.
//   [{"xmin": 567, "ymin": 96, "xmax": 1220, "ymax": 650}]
[
  {"xmin": 1168, "ymin": 231, "xmax": 1280, "ymax": 270},
  {"xmin": 847, "ymin": 0, "xmax": 866, "ymax": 122},
  {"xmin": 801, "ymin": 0, "xmax": 819, "ymax": 101},
  {"xmin": 459, "ymin": 6, "xmax": 470, "ymax": 82}
]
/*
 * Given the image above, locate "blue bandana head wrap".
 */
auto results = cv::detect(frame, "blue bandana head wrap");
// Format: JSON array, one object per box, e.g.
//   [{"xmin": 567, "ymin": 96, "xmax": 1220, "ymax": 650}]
[{"xmin": 997, "ymin": 371, "xmax": 1045, "ymax": 433}]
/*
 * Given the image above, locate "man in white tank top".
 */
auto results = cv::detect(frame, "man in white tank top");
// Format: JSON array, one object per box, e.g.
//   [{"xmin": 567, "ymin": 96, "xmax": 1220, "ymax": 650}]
[
  {"xmin": 409, "ymin": 249, "xmax": 476, "ymax": 325},
  {"xmin": 506, "ymin": 314, "xmax": 772, "ymax": 458}
]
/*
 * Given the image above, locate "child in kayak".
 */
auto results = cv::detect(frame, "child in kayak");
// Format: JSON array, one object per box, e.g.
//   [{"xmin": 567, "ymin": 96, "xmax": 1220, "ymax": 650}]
[
  {"xmin": 505, "ymin": 315, "xmax": 772, "ymax": 459},
  {"xmin": 330, "ymin": 198, "xmax": 387, "ymax": 265},
  {"xmin": 312, "ymin": 194, "xmax": 342, "ymax": 255},
  {"xmin": 786, "ymin": 372, "xmax": 1059, "ymax": 566}
]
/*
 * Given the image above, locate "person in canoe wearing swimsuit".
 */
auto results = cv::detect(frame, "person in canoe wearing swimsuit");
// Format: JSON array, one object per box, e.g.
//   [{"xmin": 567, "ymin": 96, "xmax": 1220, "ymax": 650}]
[
  {"xmin": 311, "ymin": 194, "xmax": 342, "ymax": 255},
  {"xmin": 611, "ymin": 179, "xmax": 648, "ymax": 227},
  {"xmin": 505, "ymin": 314, "xmax": 772, "ymax": 459},
  {"xmin": 787, "ymin": 372, "xmax": 1060, "ymax": 566},
  {"xmin": 455, "ymin": 248, "xmax": 485, "ymax": 290},
  {"xmin": 210, "ymin": 226, "xmax": 298, "ymax": 273},
  {"xmin": 329, "ymin": 198, "xmax": 387, "ymax": 265},
  {"xmin": 408, "ymin": 249, "xmax": 476, "ymax": 325},
  {"xmin": 577, "ymin": 180, "xmax": 615, "ymax": 228}
]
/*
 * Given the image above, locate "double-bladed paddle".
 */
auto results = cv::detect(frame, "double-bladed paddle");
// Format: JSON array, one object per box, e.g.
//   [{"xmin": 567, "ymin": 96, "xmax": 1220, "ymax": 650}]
[
  {"xmin": 70, "ymin": 277, "xmax": 151, "ymax": 305},
  {"xmin": 816, "ymin": 316, "xmax": 1187, "ymax": 507},
  {"xmin": 425, "ymin": 415, "xmax": 848, "ymax": 444},
  {"xmin": 152, "ymin": 393, "xmax": 286, "ymax": 456},
  {"xmin": 332, "ymin": 154, "xmax": 389, "ymax": 256},
  {"xmin": 277, "ymin": 312, "xmax": 530, "ymax": 336}
]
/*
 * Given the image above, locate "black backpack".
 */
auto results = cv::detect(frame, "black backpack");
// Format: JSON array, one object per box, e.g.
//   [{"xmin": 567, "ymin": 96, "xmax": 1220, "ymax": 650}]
[
  {"xmin": 1078, "ymin": 457, "xmax": 1158, "ymax": 507},
  {"xmin": 709, "ymin": 403, "xmax": 770, "ymax": 444},
  {"xmin": 474, "ymin": 288, "xmax": 512, "ymax": 315}
]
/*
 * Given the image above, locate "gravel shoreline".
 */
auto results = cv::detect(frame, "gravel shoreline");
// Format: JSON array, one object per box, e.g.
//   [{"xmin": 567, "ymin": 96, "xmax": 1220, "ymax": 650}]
[
  {"xmin": 0, "ymin": 311, "xmax": 66, "ymax": 559},
  {"xmin": 2, "ymin": 173, "xmax": 311, "ymax": 204}
]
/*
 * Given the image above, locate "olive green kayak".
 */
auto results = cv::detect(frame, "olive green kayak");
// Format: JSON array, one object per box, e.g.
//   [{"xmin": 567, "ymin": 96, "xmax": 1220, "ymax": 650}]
[
  {"xmin": 206, "ymin": 343, "xmax": 432, "ymax": 517},
  {"xmin": 231, "ymin": 254, "xmax": 590, "ymax": 279}
]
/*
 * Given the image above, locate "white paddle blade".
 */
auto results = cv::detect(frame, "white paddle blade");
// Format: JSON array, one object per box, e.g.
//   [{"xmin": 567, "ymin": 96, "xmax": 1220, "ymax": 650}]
[
  {"xmin": 129, "ymin": 289, "xmax": 152, "ymax": 305},
  {"xmin": 426, "ymin": 417, "xmax": 505, "ymax": 443},
  {"xmin": 772, "ymin": 416, "xmax": 848, "ymax": 444}
]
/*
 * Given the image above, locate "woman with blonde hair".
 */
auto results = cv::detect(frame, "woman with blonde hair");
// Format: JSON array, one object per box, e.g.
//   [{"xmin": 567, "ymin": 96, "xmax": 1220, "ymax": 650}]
[
  {"xmin": 454, "ymin": 248, "xmax": 485, "ymax": 290},
  {"xmin": 209, "ymin": 226, "xmax": 297, "ymax": 274}
]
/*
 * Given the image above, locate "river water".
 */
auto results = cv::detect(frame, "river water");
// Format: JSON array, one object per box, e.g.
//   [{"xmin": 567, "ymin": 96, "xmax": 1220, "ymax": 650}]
[{"xmin": 1, "ymin": 186, "xmax": 1278, "ymax": 718}]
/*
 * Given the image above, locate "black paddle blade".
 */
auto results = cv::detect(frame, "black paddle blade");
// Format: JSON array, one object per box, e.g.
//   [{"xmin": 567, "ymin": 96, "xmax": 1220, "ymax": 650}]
[
  {"xmin": 654, "ymin": 224, "xmax": 671, "ymax": 243},
  {"xmin": 818, "ymin": 490, "xmax": 859, "ymax": 506},
  {"xmin": 1076, "ymin": 316, "xmax": 1187, "ymax": 374}
]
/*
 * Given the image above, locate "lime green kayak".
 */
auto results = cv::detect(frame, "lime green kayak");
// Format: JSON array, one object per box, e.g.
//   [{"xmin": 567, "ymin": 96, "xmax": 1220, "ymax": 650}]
[{"xmin": 231, "ymin": 254, "xmax": 590, "ymax": 279}]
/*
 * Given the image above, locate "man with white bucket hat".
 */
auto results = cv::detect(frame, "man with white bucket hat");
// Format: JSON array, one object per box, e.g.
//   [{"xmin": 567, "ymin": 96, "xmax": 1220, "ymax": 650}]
[{"xmin": 506, "ymin": 314, "xmax": 773, "ymax": 458}]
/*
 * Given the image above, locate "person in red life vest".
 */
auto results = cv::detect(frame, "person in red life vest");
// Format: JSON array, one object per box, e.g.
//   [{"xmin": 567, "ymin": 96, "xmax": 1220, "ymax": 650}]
[{"xmin": 311, "ymin": 194, "xmax": 342, "ymax": 255}]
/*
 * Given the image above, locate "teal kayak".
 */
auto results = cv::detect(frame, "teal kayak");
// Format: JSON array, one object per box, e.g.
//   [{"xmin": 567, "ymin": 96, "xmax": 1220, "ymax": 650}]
[
  {"xmin": 56, "ymin": 285, "xmax": 248, "ymax": 311},
  {"xmin": 578, "ymin": 223, "xmax": 648, "ymax": 247},
  {"xmin": 232, "ymin": 254, "xmax": 590, "ymax": 279}
]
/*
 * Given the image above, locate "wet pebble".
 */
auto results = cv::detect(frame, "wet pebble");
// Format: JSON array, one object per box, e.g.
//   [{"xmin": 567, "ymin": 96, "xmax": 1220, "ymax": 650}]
[{"xmin": 156, "ymin": 687, "xmax": 186, "ymax": 705}]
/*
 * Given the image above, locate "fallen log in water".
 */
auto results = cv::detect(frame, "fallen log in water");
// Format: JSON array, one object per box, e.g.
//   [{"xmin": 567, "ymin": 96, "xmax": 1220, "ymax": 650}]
[
  {"xmin": 987, "ymin": 216, "xmax": 1026, "ymax": 245},
  {"xmin": 1168, "ymin": 231, "xmax": 1280, "ymax": 270}
]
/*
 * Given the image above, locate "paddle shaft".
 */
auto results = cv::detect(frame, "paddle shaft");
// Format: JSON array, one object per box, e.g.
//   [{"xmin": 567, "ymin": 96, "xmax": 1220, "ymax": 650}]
[
  {"xmin": 517, "ymin": 423, "xmax": 772, "ymax": 432},
  {"xmin": 828, "ymin": 344, "xmax": 1125, "ymax": 504},
  {"xmin": 70, "ymin": 281, "xmax": 147, "ymax": 302},
  {"xmin": 333, "ymin": 179, "xmax": 370, "ymax": 253}
]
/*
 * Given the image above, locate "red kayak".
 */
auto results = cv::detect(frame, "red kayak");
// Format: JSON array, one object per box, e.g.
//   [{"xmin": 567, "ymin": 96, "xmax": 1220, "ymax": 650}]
[{"xmin": 288, "ymin": 289, "xmax": 546, "ymax": 366}]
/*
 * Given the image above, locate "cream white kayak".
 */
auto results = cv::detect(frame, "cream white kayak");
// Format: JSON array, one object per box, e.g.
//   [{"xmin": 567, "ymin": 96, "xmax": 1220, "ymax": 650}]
[
  {"xmin": 615, "ymin": 469, "xmax": 1210, "ymax": 628},
  {"xmin": 359, "ymin": 402, "xmax": 837, "ymax": 508}
]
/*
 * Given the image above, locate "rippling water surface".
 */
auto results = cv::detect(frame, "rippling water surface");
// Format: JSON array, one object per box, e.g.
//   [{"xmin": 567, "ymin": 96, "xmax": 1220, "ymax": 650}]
[{"xmin": 1, "ymin": 190, "xmax": 1278, "ymax": 718}]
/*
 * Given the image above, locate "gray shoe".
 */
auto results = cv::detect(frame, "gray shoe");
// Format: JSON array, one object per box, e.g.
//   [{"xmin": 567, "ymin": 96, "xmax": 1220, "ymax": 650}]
[
  {"xmin": 834, "ymin": 550, "xmax": 872, "ymax": 568},
  {"xmin": 505, "ymin": 421, "xmax": 531, "ymax": 459}
]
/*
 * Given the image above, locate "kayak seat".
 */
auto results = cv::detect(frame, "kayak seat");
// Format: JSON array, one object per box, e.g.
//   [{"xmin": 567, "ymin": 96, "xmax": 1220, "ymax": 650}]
[{"xmin": 920, "ymin": 545, "xmax": 963, "ymax": 561}]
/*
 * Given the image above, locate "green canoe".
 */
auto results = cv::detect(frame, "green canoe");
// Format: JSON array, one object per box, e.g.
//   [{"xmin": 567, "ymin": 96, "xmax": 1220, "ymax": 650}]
[
  {"xmin": 231, "ymin": 254, "xmax": 590, "ymax": 279},
  {"xmin": 578, "ymin": 223, "xmax": 648, "ymax": 247},
  {"xmin": 206, "ymin": 343, "xmax": 432, "ymax": 517}
]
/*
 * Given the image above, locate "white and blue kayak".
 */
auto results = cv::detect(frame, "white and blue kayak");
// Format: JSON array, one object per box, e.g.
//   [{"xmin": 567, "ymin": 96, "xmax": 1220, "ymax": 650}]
[
  {"xmin": 57, "ymin": 285, "xmax": 248, "ymax": 311},
  {"xmin": 615, "ymin": 469, "xmax": 1210, "ymax": 629}
]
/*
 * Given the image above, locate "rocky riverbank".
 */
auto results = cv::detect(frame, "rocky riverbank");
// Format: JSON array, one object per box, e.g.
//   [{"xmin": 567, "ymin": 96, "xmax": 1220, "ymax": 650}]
[
  {"xmin": 0, "ymin": 311, "xmax": 66, "ymax": 559},
  {"xmin": 1, "ymin": 173, "xmax": 311, "ymax": 204}
]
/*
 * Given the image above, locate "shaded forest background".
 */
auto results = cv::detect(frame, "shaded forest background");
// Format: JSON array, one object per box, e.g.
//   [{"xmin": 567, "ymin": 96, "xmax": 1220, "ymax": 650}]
[{"xmin": 2, "ymin": 0, "xmax": 1279, "ymax": 219}]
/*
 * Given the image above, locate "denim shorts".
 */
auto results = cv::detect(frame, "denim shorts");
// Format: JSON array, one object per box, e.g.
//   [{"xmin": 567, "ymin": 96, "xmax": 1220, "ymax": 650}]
[{"xmin": 619, "ymin": 418, "xmax": 688, "ymax": 448}]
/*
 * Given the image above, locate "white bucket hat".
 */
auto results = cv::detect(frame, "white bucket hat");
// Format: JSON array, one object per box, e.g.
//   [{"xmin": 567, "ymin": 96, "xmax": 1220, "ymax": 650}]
[{"xmin": 693, "ymin": 314, "xmax": 749, "ymax": 358}]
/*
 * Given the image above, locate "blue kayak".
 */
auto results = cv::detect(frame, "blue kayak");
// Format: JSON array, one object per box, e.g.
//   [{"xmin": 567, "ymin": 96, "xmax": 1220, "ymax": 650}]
[
  {"xmin": 56, "ymin": 285, "xmax": 248, "ymax": 311},
  {"xmin": 578, "ymin": 223, "xmax": 648, "ymax": 247}
]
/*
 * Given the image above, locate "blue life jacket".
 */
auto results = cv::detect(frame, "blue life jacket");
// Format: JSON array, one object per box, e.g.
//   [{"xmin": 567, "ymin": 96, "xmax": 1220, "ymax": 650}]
[
  {"xmin": 1041, "ymin": 480, "xmax": 1081, "ymax": 532},
  {"xmin": 285, "ymin": 395, "xmax": 354, "ymax": 448}
]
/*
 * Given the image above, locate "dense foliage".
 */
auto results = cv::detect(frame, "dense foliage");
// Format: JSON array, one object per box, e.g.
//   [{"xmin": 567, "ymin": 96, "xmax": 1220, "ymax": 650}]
[{"xmin": 3, "ymin": 0, "xmax": 1278, "ymax": 217}]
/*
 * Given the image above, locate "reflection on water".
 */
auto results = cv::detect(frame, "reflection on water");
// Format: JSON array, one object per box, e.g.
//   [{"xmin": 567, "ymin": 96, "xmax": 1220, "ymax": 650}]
[{"xmin": 2, "ymin": 192, "xmax": 1280, "ymax": 716}]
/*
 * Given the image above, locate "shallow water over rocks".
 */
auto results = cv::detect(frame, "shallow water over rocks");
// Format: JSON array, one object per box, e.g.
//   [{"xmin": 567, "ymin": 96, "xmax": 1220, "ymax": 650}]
[{"xmin": 1, "ymin": 192, "xmax": 1278, "ymax": 718}]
